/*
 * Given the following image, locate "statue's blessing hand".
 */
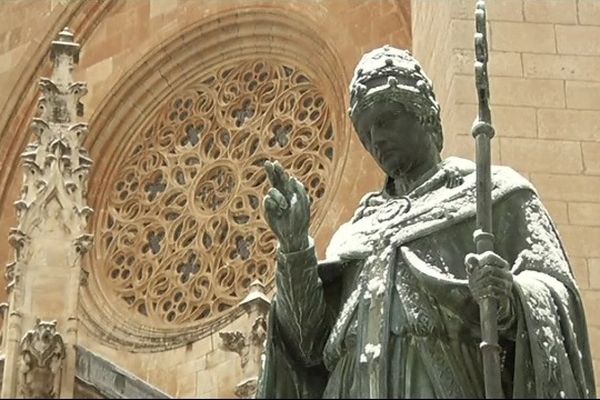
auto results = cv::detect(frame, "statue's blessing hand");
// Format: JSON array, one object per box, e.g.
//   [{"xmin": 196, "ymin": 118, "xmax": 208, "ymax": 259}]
[{"xmin": 263, "ymin": 160, "xmax": 310, "ymax": 253}]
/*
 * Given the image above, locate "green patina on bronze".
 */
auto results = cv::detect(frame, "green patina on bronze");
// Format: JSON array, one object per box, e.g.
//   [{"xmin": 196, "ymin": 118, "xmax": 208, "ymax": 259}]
[{"xmin": 256, "ymin": 43, "xmax": 595, "ymax": 399}]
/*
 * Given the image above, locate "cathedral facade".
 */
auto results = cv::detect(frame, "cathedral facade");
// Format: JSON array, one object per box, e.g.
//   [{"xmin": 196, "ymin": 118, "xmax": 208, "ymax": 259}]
[{"xmin": 0, "ymin": 0, "xmax": 598, "ymax": 397}]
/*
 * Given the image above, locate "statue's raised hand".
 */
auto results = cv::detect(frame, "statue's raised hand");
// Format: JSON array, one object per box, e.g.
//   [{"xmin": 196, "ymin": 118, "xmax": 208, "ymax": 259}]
[{"xmin": 263, "ymin": 160, "xmax": 310, "ymax": 253}]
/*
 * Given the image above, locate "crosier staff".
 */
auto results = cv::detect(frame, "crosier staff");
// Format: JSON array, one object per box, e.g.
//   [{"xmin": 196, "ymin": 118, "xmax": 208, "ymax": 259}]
[{"xmin": 471, "ymin": 1, "xmax": 504, "ymax": 398}]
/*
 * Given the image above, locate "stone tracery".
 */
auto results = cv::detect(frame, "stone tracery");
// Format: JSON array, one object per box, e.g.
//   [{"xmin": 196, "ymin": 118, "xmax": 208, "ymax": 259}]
[{"xmin": 100, "ymin": 60, "xmax": 336, "ymax": 326}]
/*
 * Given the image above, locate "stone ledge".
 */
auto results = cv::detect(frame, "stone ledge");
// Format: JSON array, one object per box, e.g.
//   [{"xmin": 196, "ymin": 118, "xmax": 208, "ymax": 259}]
[{"xmin": 75, "ymin": 345, "xmax": 171, "ymax": 399}]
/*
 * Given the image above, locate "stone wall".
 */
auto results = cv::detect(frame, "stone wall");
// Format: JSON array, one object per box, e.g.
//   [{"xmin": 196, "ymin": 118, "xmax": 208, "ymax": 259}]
[
  {"xmin": 412, "ymin": 0, "xmax": 600, "ymax": 394},
  {"xmin": 0, "ymin": 0, "xmax": 410, "ymax": 397}
]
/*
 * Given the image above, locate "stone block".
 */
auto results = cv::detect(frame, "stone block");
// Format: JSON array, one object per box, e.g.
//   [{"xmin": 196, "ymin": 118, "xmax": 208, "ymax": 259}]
[
  {"xmin": 450, "ymin": 19, "xmax": 474, "ymax": 50},
  {"xmin": 444, "ymin": 103, "xmax": 476, "ymax": 135},
  {"xmin": 578, "ymin": 0, "xmax": 600, "ymax": 25},
  {"xmin": 531, "ymin": 173, "xmax": 600, "ymax": 202},
  {"xmin": 594, "ymin": 360, "xmax": 600, "ymax": 394},
  {"xmin": 452, "ymin": 49, "xmax": 522, "ymax": 77},
  {"xmin": 587, "ymin": 258, "xmax": 600, "ymax": 289},
  {"xmin": 523, "ymin": 0, "xmax": 577, "ymax": 23},
  {"xmin": 85, "ymin": 57, "xmax": 113, "ymax": 86},
  {"xmin": 450, "ymin": 0, "xmax": 524, "ymax": 21},
  {"xmin": 209, "ymin": 358, "xmax": 242, "ymax": 398},
  {"xmin": 583, "ymin": 290, "xmax": 600, "ymax": 326},
  {"xmin": 176, "ymin": 355, "xmax": 207, "ymax": 375},
  {"xmin": 0, "ymin": 42, "xmax": 28, "ymax": 74},
  {"xmin": 556, "ymin": 25, "xmax": 600, "ymax": 56},
  {"xmin": 440, "ymin": 104, "xmax": 535, "ymax": 138},
  {"xmin": 524, "ymin": 54, "xmax": 600, "ymax": 81},
  {"xmin": 568, "ymin": 202, "xmax": 600, "ymax": 226},
  {"xmin": 538, "ymin": 109, "xmax": 600, "ymax": 141},
  {"xmin": 149, "ymin": 0, "xmax": 178, "ymax": 19},
  {"xmin": 175, "ymin": 372, "xmax": 197, "ymax": 398},
  {"xmin": 491, "ymin": 77, "xmax": 564, "ymax": 108},
  {"xmin": 557, "ymin": 225, "xmax": 600, "ymax": 257},
  {"xmin": 491, "ymin": 21, "xmax": 556, "ymax": 53},
  {"xmin": 79, "ymin": 33, "xmax": 124, "ymax": 69},
  {"xmin": 582, "ymin": 142, "xmax": 600, "ymax": 175},
  {"xmin": 0, "ymin": 26, "xmax": 23, "ymax": 53},
  {"xmin": 448, "ymin": 75, "xmax": 565, "ymax": 108},
  {"xmin": 493, "ymin": 105, "xmax": 538, "ymax": 137},
  {"xmin": 544, "ymin": 200, "xmax": 569, "ymax": 225},
  {"xmin": 588, "ymin": 326, "xmax": 600, "ymax": 354},
  {"xmin": 570, "ymin": 256, "xmax": 589, "ymax": 289},
  {"xmin": 500, "ymin": 138, "xmax": 582, "ymax": 174},
  {"xmin": 196, "ymin": 369, "xmax": 216, "ymax": 397},
  {"xmin": 205, "ymin": 348, "xmax": 236, "ymax": 369},
  {"xmin": 566, "ymin": 81, "xmax": 600, "ymax": 110},
  {"xmin": 368, "ymin": 6, "xmax": 410, "ymax": 44}
]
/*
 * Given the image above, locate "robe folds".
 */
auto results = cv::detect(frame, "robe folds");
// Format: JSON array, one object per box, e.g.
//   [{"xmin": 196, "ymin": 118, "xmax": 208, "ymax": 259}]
[{"xmin": 256, "ymin": 157, "xmax": 595, "ymax": 399}]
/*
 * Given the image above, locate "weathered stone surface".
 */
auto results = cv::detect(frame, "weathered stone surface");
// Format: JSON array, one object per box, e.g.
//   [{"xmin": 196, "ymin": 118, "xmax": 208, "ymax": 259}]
[
  {"xmin": 557, "ymin": 25, "xmax": 600, "ymax": 56},
  {"xmin": 75, "ymin": 346, "xmax": 171, "ymax": 399},
  {"xmin": 499, "ymin": 138, "xmax": 583, "ymax": 174},
  {"xmin": 578, "ymin": 0, "xmax": 600, "ymax": 26},
  {"xmin": 524, "ymin": 0, "xmax": 577, "ymax": 23},
  {"xmin": 524, "ymin": 54, "xmax": 600, "ymax": 81},
  {"xmin": 1, "ymin": 27, "xmax": 93, "ymax": 399},
  {"xmin": 566, "ymin": 82, "xmax": 600, "ymax": 110},
  {"xmin": 491, "ymin": 21, "xmax": 556, "ymax": 53},
  {"xmin": 538, "ymin": 109, "xmax": 600, "ymax": 141},
  {"xmin": 18, "ymin": 319, "xmax": 66, "ymax": 399}
]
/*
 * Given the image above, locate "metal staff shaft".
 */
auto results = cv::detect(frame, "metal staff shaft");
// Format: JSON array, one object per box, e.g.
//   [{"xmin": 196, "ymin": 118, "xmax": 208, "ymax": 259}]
[{"xmin": 472, "ymin": 1, "xmax": 504, "ymax": 398}]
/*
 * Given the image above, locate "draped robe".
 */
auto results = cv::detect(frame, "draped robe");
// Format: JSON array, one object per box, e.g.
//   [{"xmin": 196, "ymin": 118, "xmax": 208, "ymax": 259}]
[{"xmin": 256, "ymin": 157, "xmax": 595, "ymax": 398}]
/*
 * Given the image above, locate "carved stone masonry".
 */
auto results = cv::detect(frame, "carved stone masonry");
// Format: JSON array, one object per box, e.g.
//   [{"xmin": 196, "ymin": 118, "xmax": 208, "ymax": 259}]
[
  {"xmin": 1, "ymin": 27, "xmax": 93, "ymax": 398},
  {"xmin": 219, "ymin": 280, "xmax": 270, "ymax": 399},
  {"xmin": 5, "ymin": 26, "xmax": 93, "ymax": 289},
  {"xmin": 0, "ymin": 302, "xmax": 9, "ymax": 349},
  {"xmin": 18, "ymin": 319, "xmax": 66, "ymax": 399},
  {"xmin": 98, "ymin": 59, "xmax": 335, "ymax": 328}
]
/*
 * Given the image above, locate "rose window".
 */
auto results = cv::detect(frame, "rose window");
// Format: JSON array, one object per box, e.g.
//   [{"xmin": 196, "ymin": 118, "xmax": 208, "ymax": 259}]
[{"xmin": 100, "ymin": 60, "xmax": 337, "ymax": 326}]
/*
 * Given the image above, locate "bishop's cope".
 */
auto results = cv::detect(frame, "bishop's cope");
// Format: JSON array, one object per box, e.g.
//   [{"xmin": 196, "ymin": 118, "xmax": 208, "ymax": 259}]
[{"xmin": 256, "ymin": 45, "xmax": 595, "ymax": 399}]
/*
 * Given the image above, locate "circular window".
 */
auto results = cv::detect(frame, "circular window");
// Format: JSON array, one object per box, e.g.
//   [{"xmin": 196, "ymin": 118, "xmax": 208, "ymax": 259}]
[
  {"xmin": 82, "ymin": 8, "xmax": 349, "ymax": 350},
  {"xmin": 100, "ymin": 60, "xmax": 337, "ymax": 326}
]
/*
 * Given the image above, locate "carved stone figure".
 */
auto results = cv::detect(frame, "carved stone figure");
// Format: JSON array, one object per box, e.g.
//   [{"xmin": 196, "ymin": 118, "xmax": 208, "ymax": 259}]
[
  {"xmin": 257, "ymin": 45, "xmax": 595, "ymax": 398},
  {"xmin": 18, "ymin": 319, "xmax": 66, "ymax": 398}
]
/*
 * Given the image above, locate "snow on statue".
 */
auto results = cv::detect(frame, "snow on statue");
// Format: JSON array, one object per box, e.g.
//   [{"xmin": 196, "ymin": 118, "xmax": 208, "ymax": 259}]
[{"xmin": 256, "ymin": 45, "xmax": 595, "ymax": 399}]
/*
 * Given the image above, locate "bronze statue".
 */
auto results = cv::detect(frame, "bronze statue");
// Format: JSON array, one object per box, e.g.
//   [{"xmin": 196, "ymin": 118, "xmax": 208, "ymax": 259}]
[{"xmin": 256, "ymin": 42, "xmax": 594, "ymax": 399}]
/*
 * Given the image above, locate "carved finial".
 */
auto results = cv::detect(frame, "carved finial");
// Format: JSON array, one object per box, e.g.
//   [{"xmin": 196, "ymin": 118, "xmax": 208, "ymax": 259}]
[
  {"xmin": 249, "ymin": 280, "xmax": 265, "ymax": 294},
  {"xmin": 239, "ymin": 280, "xmax": 270, "ymax": 314},
  {"xmin": 50, "ymin": 26, "xmax": 80, "ymax": 65}
]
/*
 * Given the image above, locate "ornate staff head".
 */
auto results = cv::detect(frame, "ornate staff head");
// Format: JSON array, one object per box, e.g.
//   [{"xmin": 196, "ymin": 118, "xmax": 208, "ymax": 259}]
[{"xmin": 348, "ymin": 45, "xmax": 443, "ymax": 152}]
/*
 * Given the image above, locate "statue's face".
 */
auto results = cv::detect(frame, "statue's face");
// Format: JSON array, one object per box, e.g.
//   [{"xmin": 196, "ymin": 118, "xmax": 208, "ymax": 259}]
[{"xmin": 354, "ymin": 100, "xmax": 436, "ymax": 178}]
